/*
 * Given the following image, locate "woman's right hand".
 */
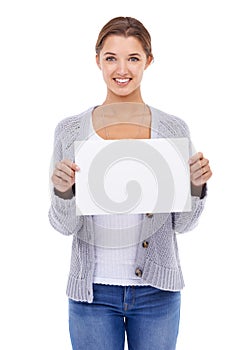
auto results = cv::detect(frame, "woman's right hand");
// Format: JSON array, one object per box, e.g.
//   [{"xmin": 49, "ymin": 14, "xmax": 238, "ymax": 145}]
[{"xmin": 51, "ymin": 159, "xmax": 80, "ymax": 194}]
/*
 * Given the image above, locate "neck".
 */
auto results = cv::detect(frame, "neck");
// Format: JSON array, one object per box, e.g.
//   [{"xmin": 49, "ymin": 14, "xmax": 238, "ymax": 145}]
[{"xmin": 103, "ymin": 90, "xmax": 144, "ymax": 105}]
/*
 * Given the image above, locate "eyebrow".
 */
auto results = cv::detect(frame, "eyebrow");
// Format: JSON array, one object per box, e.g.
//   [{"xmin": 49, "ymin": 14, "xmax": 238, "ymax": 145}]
[
  {"xmin": 103, "ymin": 52, "xmax": 142, "ymax": 57},
  {"xmin": 129, "ymin": 53, "xmax": 141, "ymax": 57},
  {"xmin": 103, "ymin": 52, "xmax": 116, "ymax": 56}
]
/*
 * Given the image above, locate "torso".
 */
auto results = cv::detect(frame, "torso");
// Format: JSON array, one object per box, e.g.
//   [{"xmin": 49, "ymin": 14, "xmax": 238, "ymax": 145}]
[{"xmin": 92, "ymin": 103, "xmax": 152, "ymax": 140}]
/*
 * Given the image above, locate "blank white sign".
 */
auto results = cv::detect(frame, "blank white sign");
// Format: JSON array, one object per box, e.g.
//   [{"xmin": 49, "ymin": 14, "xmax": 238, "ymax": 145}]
[{"xmin": 75, "ymin": 138, "xmax": 191, "ymax": 215}]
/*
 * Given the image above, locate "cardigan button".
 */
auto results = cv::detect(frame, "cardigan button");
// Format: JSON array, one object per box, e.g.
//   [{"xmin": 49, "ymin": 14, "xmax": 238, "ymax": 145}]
[
  {"xmin": 142, "ymin": 240, "xmax": 149, "ymax": 248},
  {"xmin": 146, "ymin": 213, "xmax": 153, "ymax": 218},
  {"xmin": 135, "ymin": 268, "xmax": 143, "ymax": 277}
]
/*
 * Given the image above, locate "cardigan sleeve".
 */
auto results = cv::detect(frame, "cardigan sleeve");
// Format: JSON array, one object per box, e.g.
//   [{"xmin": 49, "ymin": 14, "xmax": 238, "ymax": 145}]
[
  {"xmin": 48, "ymin": 120, "xmax": 84, "ymax": 236},
  {"xmin": 160, "ymin": 113, "xmax": 208, "ymax": 233},
  {"xmin": 172, "ymin": 192, "xmax": 207, "ymax": 233}
]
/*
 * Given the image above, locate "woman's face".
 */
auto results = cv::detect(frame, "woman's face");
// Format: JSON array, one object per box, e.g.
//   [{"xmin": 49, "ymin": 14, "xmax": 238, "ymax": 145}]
[{"xmin": 96, "ymin": 35, "xmax": 152, "ymax": 103}]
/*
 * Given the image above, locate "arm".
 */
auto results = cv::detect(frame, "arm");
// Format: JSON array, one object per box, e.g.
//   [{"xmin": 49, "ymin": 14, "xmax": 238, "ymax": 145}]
[
  {"xmin": 173, "ymin": 152, "xmax": 212, "ymax": 233},
  {"xmin": 48, "ymin": 124, "xmax": 84, "ymax": 236}
]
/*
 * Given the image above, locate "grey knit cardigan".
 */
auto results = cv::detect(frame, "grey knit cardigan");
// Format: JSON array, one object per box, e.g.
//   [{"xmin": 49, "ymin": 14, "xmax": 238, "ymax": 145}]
[{"xmin": 48, "ymin": 105, "xmax": 207, "ymax": 303}]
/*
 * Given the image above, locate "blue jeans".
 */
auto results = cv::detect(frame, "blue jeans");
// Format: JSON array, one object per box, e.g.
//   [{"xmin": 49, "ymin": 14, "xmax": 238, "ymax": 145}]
[{"xmin": 69, "ymin": 284, "xmax": 181, "ymax": 350}]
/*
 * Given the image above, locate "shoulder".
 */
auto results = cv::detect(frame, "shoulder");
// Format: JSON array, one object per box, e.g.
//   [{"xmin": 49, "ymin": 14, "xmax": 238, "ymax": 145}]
[
  {"xmin": 150, "ymin": 106, "xmax": 190, "ymax": 138},
  {"xmin": 54, "ymin": 107, "xmax": 93, "ymax": 140}
]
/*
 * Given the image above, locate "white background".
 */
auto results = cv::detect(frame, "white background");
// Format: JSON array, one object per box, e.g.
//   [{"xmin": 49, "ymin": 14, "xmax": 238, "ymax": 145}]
[{"xmin": 1, "ymin": 0, "xmax": 250, "ymax": 349}]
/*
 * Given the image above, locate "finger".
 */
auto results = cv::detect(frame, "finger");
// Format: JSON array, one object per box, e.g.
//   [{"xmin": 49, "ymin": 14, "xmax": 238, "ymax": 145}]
[
  {"xmin": 192, "ymin": 171, "xmax": 212, "ymax": 186},
  {"xmin": 191, "ymin": 163, "xmax": 210, "ymax": 181},
  {"xmin": 52, "ymin": 159, "xmax": 79, "ymax": 192},
  {"xmin": 62, "ymin": 159, "xmax": 80, "ymax": 172},
  {"xmin": 57, "ymin": 163, "xmax": 74, "ymax": 178},
  {"xmin": 51, "ymin": 173, "xmax": 74, "ymax": 192},
  {"xmin": 51, "ymin": 174, "xmax": 67, "ymax": 191},
  {"xmin": 189, "ymin": 152, "xmax": 203, "ymax": 166},
  {"xmin": 191, "ymin": 166, "xmax": 212, "ymax": 186},
  {"xmin": 190, "ymin": 157, "xmax": 209, "ymax": 173},
  {"xmin": 56, "ymin": 161, "xmax": 79, "ymax": 178},
  {"xmin": 54, "ymin": 168, "xmax": 75, "ymax": 182}
]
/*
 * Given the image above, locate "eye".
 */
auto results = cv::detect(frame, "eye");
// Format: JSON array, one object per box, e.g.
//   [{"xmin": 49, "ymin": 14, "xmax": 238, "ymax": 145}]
[
  {"xmin": 129, "ymin": 56, "xmax": 139, "ymax": 62},
  {"xmin": 129, "ymin": 57, "xmax": 140, "ymax": 62},
  {"xmin": 105, "ymin": 56, "xmax": 116, "ymax": 62}
]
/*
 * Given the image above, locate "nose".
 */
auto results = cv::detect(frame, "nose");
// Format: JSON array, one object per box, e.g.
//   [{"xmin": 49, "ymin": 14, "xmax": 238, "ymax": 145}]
[{"xmin": 116, "ymin": 59, "xmax": 129, "ymax": 76}]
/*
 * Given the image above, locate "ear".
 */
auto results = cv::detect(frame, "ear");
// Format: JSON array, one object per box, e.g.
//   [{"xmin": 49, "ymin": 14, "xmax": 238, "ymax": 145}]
[
  {"xmin": 144, "ymin": 56, "xmax": 153, "ymax": 70},
  {"xmin": 96, "ymin": 54, "xmax": 101, "ymax": 70}
]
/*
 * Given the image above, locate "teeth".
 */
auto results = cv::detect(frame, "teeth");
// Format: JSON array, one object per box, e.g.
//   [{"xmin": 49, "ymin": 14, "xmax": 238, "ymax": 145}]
[{"xmin": 115, "ymin": 78, "xmax": 129, "ymax": 83}]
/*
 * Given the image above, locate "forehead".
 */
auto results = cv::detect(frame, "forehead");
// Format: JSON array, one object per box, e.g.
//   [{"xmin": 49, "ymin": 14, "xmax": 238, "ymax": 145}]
[{"xmin": 101, "ymin": 35, "xmax": 145, "ymax": 54}]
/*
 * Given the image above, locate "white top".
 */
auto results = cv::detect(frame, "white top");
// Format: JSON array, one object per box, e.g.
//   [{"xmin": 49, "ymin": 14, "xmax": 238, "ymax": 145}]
[{"xmin": 88, "ymin": 113, "xmax": 149, "ymax": 286}]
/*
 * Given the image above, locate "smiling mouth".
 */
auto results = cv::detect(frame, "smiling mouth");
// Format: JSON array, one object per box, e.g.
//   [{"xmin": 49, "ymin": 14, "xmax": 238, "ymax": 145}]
[{"xmin": 113, "ymin": 78, "xmax": 131, "ymax": 86}]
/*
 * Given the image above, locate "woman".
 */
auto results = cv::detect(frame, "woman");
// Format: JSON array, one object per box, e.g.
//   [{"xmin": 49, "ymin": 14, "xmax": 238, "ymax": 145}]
[{"xmin": 49, "ymin": 17, "xmax": 212, "ymax": 350}]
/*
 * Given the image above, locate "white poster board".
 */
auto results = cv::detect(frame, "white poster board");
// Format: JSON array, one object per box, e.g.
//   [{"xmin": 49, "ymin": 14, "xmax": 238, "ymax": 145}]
[{"xmin": 75, "ymin": 138, "xmax": 191, "ymax": 215}]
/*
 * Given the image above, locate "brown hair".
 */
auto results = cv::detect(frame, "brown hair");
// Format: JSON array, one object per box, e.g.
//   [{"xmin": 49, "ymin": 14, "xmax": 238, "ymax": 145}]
[{"xmin": 95, "ymin": 17, "xmax": 153, "ymax": 59}]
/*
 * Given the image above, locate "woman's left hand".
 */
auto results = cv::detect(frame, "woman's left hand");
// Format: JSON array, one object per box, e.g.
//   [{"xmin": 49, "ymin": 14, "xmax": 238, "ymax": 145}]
[{"xmin": 189, "ymin": 152, "xmax": 212, "ymax": 187}]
